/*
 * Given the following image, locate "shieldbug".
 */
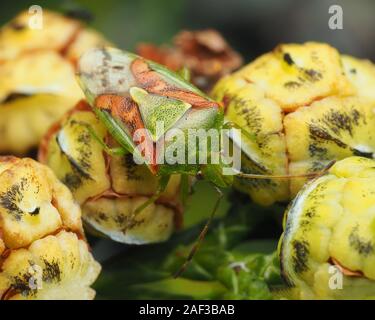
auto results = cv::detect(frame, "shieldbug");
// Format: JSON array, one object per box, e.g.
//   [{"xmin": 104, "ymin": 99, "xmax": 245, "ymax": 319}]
[{"xmin": 76, "ymin": 47, "xmax": 331, "ymax": 276}]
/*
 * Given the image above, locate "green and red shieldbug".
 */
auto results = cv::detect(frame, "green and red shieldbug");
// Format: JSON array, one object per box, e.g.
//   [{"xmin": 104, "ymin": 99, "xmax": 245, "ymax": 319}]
[{"xmin": 76, "ymin": 47, "xmax": 331, "ymax": 276}]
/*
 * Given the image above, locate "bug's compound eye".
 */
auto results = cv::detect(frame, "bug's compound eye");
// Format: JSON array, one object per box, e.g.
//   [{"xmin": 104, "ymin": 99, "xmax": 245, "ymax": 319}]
[{"xmin": 196, "ymin": 171, "xmax": 204, "ymax": 180}]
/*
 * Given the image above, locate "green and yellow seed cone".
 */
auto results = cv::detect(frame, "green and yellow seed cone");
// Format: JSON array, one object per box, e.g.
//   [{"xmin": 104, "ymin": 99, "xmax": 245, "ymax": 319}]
[
  {"xmin": 212, "ymin": 42, "xmax": 375, "ymax": 205},
  {"xmin": 0, "ymin": 156, "xmax": 100, "ymax": 300},
  {"xmin": 0, "ymin": 10, "xmax": 109, "ymax": 154},
  {"xmin": 279, "ymin": 156, "xmax": 375, "ymax": 299}
]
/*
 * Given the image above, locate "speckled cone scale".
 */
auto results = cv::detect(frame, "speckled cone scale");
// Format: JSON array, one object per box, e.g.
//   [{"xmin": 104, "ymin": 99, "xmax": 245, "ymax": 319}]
[
  {"xmin": 0, "ymin": 10, "xmax": 109, "ymax": 154},
  {"xmin": 0, "ymin": 157, "xmax": 101, "ymax": 300},
  {"xmin": 212, "ymin": 42, "xmax": 375, "ymax": 205},
  {"xmin": 279, "ymin": 157, "xmax": 375, "ymax": 299}
]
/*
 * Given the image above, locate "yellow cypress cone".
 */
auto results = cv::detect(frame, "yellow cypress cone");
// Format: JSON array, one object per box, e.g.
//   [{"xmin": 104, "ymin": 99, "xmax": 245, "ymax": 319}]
[
  {"xmin": 0, "ymin": 156, "xmax": 101, "ymax": 300},
  {"xmin": 0, "ymin": 10, "xmax": 110, "ymax": 154},
  {"xmin": 212, "ymin": 42, "xmax": 375, "ymax": 205},
  {"xmin": 279, "ymin": 156, "xmax": 375, "ymax": 299}
]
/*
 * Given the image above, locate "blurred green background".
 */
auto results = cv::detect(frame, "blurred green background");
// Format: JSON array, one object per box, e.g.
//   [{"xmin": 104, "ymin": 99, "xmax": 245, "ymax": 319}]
[{"xmin": 1, "ymin": 0, "xmax": 375, "ymax": 61}]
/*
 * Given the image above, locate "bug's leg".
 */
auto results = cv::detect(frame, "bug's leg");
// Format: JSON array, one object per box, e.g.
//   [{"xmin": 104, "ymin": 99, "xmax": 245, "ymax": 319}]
[
  {"xmin": 132, "ymin": 175, "xmax": 171, "ymax": 216},
  {"xmin": 80, "ymin": 121, "xmax": 128, "ymax": 156},
  {"xmin": 237, "ymin": 160, "xmax": 336, "ymax": 180},
  {"xmin": 133, "ymin": 189, "xmax": 163, "ymax": 215},
  {"xmin": 174, "ymin": 185, "xmax": 224, "ymax": 278},
  {"xmin": 122, "ymin": 176, "xmax": 170, "ymax": 232},
  {"xmin": 180, "ymin": 174, "xmax": 190, "ymax": 207}
]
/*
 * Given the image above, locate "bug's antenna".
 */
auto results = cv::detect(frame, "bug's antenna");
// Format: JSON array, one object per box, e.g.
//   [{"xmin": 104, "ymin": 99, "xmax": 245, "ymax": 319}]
[
  {"xmin": 174, "ymin": 185, "xmax": 224, "ymax": 278},
  {"xmin": 237, "ymin": 160, "xmax": 336, "ymax": 180}
]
